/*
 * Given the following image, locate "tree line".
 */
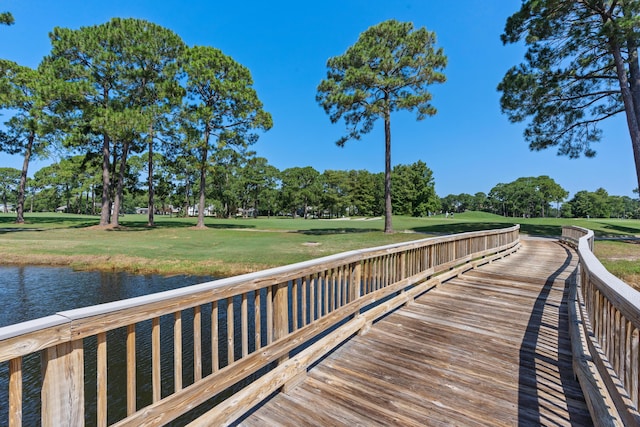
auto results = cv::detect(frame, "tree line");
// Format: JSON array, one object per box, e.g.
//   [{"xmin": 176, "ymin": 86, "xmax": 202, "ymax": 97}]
[
  {"xmin": 441, "ymin": 176, "xmax": 640, "ymax": 219},
  {"xmin": 0, "ymin": 159, "xmax": 439, "ymax": 219},
  {"xmin": 1, "ymin": 159, "xmax": 637, "ymax": 220}
]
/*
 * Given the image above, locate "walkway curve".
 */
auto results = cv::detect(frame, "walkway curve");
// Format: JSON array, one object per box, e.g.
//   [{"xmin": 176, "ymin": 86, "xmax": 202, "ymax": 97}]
[{"xmin": 238, "ymin": 239, "xmax": 593, "ymax": 426}]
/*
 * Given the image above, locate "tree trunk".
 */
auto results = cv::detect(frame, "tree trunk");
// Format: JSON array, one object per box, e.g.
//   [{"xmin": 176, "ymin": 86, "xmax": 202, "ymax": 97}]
[
  {"xmin": 627, "ymin": 40, "xmax": 640, "ymax": 125},
  {"xmin": 99, "ymin": 133, "xmax": 111, "ymax": 226},
  {"xmin": 196, "ymin": 132, "xmax": 209, "ymax": 228},
  {"xmin": 196, "ymin": 165, "xmax": 207, "ymax": 226},
  {"xmin": 621, "ymin": 2, "xmax": 640, "ymax": 124},
  {"xmin": 626, "ymin": 23, "xmax": 640, "ymax": 193},
  {"xmin": 183, "ymin": 178, "xmax": 190, "ymax": 218},
  {"xmin": 65, "ymin": 184, "xmax": 71, "ymax": 214},
  {"xmin": 147, "ymin": 131, "xmax": 155, "ymax": 227},
  {"xmin": 110, "ymin": 141, "xmax": 130, "ymax": 227},
  {"xmin": 99, "ymin": 85, "xmax": 112, "ymax": 226},
  {"xmin": 610, "ymin": 37, "xmax": 640, "ymax": 194},
  {"xmin": 16, "ymin": 132, "xmax": 34, "ymax": 224},
  {"xmin": 383, "ymin": 102, "xmax": 393, "ymax": 233}
]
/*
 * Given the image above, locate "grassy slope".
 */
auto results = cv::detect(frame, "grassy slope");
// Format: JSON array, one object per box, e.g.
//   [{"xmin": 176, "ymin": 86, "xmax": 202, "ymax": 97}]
[
  {"xmin": 0, "ymin": 213, "xmax": 423, "ymax": 276},
  {"xmin": 0, "ymin": 212, "xmax": 638, "ymax": 279}
]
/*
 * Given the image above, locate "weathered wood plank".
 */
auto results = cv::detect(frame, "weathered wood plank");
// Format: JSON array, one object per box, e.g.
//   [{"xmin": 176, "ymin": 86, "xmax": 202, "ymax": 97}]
[
  {"xmin": 41, "ymin": 340, "xmax": 84, "ymax": 427},
  {"xmin": 126, "ymin": 324, "xmax": 136, "ymax": 415},
  {"xmin": 193, "ymin": 306, "xmax": 202, "ymax": 382},
  {"xmin": 97, "ymin": 332, "xmax": 107, "ymax": 427},
  {"xmin": 9, "ymin": 357, "xmax": 22, "ymax": 427},
  {"xmin": 227, "ymin": 297, "xmax": 234, "ymax": 365},
  {"xmin": 0, "ymin": 316, "xmax": 71, "ymax": 363},
  {"xmin": 151, "ymin": 317, "xmax": 160, "ymax": 403},
  {"xmin": 254, "ymin": 290, "xmax": 261, "ymax": 351},
  {"xmin": 211, "ymin": 301, "xmax": 219, "ymax": 373},
  {"xmin": 174, "ymin": 311, "xmax": 182, "ymax": 392},
  {"xmin": 241, "ymin": 293, "xmax": 248, "ymax": 358}
]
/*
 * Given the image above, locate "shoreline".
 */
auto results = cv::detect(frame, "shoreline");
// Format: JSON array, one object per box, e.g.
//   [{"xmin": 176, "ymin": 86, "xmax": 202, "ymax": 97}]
[{"xmin": 0, "ymin": 253, "xmax": 262, "ymax": 278}]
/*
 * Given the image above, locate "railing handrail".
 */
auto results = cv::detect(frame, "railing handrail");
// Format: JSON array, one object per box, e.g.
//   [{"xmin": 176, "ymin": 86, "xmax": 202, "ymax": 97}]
[
  {"xmin": 1, "ymin": 225, "xmax": 521, "ymax": 427},
  {"xmin": 562, "ymin": 226, "xmax": 640, "ymax": 426}
]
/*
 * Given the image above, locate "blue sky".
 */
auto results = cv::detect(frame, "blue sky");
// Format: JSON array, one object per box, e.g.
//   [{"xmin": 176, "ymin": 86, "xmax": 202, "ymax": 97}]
[{"xmin": 0, "ymin": 0, "xmax": 636, "ymax": 199}]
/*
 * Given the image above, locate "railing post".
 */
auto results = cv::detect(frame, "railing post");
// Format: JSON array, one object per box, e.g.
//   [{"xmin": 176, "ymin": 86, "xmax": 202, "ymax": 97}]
[
  {"xmin": 41, "ymin": 340, "xmax": 84, "ymax": 427},
  {"xmin": 350, "ymin": 263, "xmax": 361, "ymax": 302},
  {"xmin": 9, "ymin": 357, "xmax": 22, "ymax": 427},
  {"xmin": 273, "ymin": 282, "xmax": 289, "ymax": 342}
]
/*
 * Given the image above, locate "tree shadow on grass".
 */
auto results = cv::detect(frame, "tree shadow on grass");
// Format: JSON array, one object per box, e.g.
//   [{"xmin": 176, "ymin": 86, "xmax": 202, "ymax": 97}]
[
  {"xmin": 0, "ymin": 215, "xmax": 99, "ymax": 232},
  {"xmin": 298, "ymin": 228, "xmax": 380, "ymax": 235},
  {"xmin": 411, "ymin": 222, "xmax": 510, "ymax": 235},
  {"xmin": 0, "ymin": 215, "xmax": 259, "ymax": 233},
  {"xmin": 515, "ymin": 223, "xmax": 563, "ymax": 236},
  {"xmin": 410, "ymin": 222, "xmax": 563, "ymax": 237},
  {"xmin": 0, "ymin": 228, "xmax": 48, "ymax": 235},
  {"xmin": 298, "ymin": 222, "xmax": 564, "ymax": 237},
  {"xmin": 114, "ymin": 219, "xmax": 199, "ymax": 230},
  {"xmin": 93, "ymin": 222, "xmax": 258, "ymax": 232},
  {"xmin": 589, "ymin": 221, "xmax": 640, "ymax": 236}
]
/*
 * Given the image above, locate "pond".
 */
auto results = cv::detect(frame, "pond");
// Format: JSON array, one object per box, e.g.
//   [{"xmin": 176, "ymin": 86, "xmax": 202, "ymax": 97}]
[
  {"xmin": 0, "ymin": 265, "xmax": 218, "ymax": 426},
  {"xmin": 0, "ymin": 266, "xmax": 215, "ymax": 328}
]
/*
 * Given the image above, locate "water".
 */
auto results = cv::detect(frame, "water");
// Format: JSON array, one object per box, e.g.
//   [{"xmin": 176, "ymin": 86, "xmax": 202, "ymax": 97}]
[
  {"xmin": 0, "ymin": 266, "xmax": 215, "ymax": 328},
  {"xmin": 0, "ymin": 266, "xmax": 218, "ymax": 426}
]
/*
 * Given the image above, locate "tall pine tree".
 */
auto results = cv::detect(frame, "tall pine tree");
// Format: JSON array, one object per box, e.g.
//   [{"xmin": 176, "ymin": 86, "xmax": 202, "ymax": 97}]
[{"xmin": 317, "ymin": 20, "xmax": 446, "ymax": 233}]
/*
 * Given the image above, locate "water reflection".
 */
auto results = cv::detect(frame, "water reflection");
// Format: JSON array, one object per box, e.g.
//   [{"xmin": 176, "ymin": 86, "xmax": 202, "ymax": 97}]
[{"xmin": 0, "ymin": 266, "xmax": 216, "ymax": 426}]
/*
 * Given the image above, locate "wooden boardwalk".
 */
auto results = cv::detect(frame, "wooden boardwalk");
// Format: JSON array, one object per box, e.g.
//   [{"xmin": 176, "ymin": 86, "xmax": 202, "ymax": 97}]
[{"xmin": 237, "ymin": 239, "xmax": 593, "ymax": 426}]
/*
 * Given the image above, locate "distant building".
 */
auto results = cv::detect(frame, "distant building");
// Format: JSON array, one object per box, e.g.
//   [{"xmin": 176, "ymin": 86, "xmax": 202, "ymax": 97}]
[
  {"xmin": 188, "ymin": 205, "xmax": 216, "ymax": 216},
  {"xmin": 158, "ymin": 205, "xmax": 181, "ymax": 215},
  {"xmin": 236, "ymin": 207, "xmax": 256, "ymax": 218}
]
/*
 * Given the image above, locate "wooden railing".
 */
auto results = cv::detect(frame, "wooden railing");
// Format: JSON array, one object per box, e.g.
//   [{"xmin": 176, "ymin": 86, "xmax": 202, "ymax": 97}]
[
  {"xmin": 562, "ymin": 226, "xmax": 640, "ymax": 426},
  {"xmin": 0, "ymin": 225, "xmax": 520, "ymax": 427}
]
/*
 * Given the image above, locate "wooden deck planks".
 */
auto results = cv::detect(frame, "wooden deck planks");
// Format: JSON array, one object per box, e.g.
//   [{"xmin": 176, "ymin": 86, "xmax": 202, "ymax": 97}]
[{"xmin": 239, "ymin": 239, "xmax": 593, "ymax": 426}]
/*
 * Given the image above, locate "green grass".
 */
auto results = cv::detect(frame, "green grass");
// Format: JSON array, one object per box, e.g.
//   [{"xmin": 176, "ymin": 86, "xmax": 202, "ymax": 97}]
[
  {"xmin": 0, "ymin": 213, "xmax": 422, "ymax": 276},
  {"xmin": 594, "ymin": 239, "xmax": 640, "ymax": 290},
  {"xmin": 1, "ymin": 211, "xmax": 639, "ymax": 277}
]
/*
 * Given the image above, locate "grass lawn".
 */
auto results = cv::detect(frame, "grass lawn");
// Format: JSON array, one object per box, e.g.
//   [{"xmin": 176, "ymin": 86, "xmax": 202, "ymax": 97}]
[
  {"xmin": 0, "ymin": 213, "xmax": 424, "ymax": 276},
  {"xmin": 0, "ymin": 211, "xmax": 639, "ymax": 282},
  {"xmin": 594, "ymin": 239, "xmax": 640, "ymax": 290}
]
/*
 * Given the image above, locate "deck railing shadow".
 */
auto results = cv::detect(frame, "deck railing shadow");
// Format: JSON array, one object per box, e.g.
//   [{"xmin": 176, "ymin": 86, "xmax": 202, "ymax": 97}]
[{"xmin": 517, "ymin": 242, "xmax": 588, "ymax": 426}]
